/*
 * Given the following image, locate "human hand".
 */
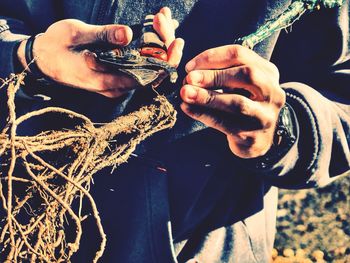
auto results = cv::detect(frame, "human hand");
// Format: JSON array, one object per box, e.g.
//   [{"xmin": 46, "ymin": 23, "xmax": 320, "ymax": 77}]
[
  {"xmin": 180, "ymin": 45, "xmax": 286, "ymax": 158},
  {"xmin": 17, "ymin": 7, "xmax": 184, "ymax": 98}
]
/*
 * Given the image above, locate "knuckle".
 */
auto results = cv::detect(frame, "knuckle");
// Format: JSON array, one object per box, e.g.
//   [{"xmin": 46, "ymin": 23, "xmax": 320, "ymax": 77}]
[
  {"xmin": 50, "ymin": 19, "xmax": 84, "ymax": 44},
  {"xmin": 249, "ymin": 70, "xmax": 261, "ymax": 87},
  {"xmin": 203, "ymin": 49, "xmax": 216, "ymax": 63},
  {"xmin": 260, "ymin": 115, "xmax": 274, "ymax": 129},
  {"xmin": 213, "ymin": 70, "xmax": 224, "ymax": 87},
  {"xmin": 228, "ymin": 44, "xmax": 243, "ymax": 60},
  {"xmin": 241, "ymin": 66, "xmax": 265, "ymax": 91},
  {"xmin": 275, "ymin": 88, "xmax": 286, "ymax": 108},
  {"xmin": 236, "ymin": 100, "xmax": 250, "ymax": 115},
  {"xmin": 96, "ymin": 26, "xmax": 109, "ymax": 42},
  {"xmin": 263, "ymin": 92, "xmax": 272, "ymax": 103},
  {"xmin": 241, "ymin": 66, "xmax": 255, "ymax": 85},
  {"xmin": 64, "ymin": 21, "xmax": 85, "ymax": 43},
  {"xmin": 68, "ymin": 27, "xmax": 82, "ymax": 43}
]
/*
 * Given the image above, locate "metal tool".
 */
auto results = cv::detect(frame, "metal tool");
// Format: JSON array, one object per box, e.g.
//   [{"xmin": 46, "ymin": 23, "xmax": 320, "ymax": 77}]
[{"xmin": 95, "ymin": 15, "xmax": 177, "ymax": 87}]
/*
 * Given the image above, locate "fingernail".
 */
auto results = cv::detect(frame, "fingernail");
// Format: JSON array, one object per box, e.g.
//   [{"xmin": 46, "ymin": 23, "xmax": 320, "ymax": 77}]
[
  {"xmin": 115, "ymin": 29, "xmax": 125, "ymax": 45},
  {"xmin": 185, "ymin": 60, "xmax": 196, "ymax": 72},
  {"xmin": 184, "ymin": 86, "xmax": 198, "ymax": 101},
  {"xmin": 115, "ymin": 27, "xmax": 131, "ymax": 45}
]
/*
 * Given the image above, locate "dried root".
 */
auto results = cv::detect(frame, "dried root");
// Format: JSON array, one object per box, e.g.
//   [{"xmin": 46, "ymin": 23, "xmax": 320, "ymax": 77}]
[{"xmin": 0, "ymin": 73, "xmax": 177, "ymax": 262}]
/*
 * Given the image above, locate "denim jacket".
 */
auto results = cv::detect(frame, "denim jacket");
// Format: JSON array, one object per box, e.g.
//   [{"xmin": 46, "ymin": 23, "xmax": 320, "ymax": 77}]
[{"xmin": 0, "ymin": 0, "xmax": 349, "ymax": 262}]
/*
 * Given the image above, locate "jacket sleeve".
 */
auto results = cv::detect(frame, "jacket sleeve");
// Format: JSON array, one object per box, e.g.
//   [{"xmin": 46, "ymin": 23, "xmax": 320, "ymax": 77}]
[
  {"xmin": 245, "ymin": 4, "xmax": 350, "ymax": 189},
  {"xmin": 0, "ymin": 16, "xmax": 31, "ymax": 79},
  {"xmin": 0, "ymin": 0, "xmax": 60, "ymax": 79}
]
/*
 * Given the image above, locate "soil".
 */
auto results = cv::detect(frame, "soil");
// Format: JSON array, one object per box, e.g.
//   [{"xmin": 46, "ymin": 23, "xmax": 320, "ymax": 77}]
[{"xmin": 273, "ymin": 174, "xmax": 350, "ymax": 262}]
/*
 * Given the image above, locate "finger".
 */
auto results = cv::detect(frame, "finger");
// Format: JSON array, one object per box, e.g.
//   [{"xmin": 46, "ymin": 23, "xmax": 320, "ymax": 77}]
[
  {"xmin": 185, "ymin": 67, "xmax": 272, "ymax": 101},
  {"xmin": 180, "ymin": 84, "xmax": 265, "ymax": 118},
  {"xmin": 159, "ymin": 8, "xmax": 179, "ymax": 31},
  {"xmin": 71, "ymin": 23, "xmax": 133, "ymax": 46},
  {"xmin": 180, "ymin": 103, "xmax": 233, "ymax": 135},
  {"xmin": 167, "ymin": 38, "xmax": 185, "ymax": 67},
  {"xmin": 160, "ymin": 7, "xmax": 172, "ymax": 21},
  {"xmin": 173, "ymin": 19, "xmax": 179, "ymax": 30},
  {"xmin": 180, "ymin": 102, "xmax": 270, "ymax": 136},
  {"xmin": 153, "ymin": 13, "xmax": 175, "ymax": 47},
  {"xmin": 185, "ymin": 44, "xmax": 268, "ymax": 72},
  {"xmin": 159, "ymin": 8, "xmax": 179, "ymax": 30}
]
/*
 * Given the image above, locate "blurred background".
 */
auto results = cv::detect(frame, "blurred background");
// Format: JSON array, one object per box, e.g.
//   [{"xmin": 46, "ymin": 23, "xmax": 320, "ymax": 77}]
[{"xmin": 272, "ymin": 173, "xmax": 350, "ymax": 262}]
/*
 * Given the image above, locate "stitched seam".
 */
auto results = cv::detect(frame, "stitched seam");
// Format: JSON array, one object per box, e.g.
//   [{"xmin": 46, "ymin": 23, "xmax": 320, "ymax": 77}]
[{"xmin": 286, "ymin": 92, "xmax": 320, "ymax": 172}]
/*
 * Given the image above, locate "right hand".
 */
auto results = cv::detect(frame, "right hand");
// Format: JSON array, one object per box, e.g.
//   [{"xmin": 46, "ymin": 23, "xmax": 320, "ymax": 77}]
[{"xmin": 17, "ymin": 8, "xmax": 184, "ymax": 98}]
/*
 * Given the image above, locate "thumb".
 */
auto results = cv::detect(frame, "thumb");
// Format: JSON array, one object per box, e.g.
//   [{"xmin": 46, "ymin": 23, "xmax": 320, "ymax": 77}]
[{"xmin": 72, "ymin": 23, "xmax": 133, "ymax": 46}]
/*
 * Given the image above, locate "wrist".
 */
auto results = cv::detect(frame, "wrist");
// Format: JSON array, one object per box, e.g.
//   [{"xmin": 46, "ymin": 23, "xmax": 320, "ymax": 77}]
[
  {"xmin": 16, "ymin": 38, "xmax": 28, "ymax": 70},
  {"xmin": 17, "ymin": 34, "xmax": 50, "ymax": 82},
  {"xmin": 237, "ymin": 103, "xmax": 298, "ymax": 170},
  {"xmin": 255, "ymin": 103, "xmax": 297, "ymax": 169}
]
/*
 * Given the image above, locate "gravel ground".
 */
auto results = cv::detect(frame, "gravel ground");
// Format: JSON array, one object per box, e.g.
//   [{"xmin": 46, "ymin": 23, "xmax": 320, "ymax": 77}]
[{"xmin": 273, "ymin": 174, "xmax": 350, "ymax": 263}]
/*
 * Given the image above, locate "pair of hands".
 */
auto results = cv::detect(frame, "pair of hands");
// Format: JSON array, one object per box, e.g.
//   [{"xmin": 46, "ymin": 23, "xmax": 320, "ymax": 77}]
[{"xmin": 17, "ymin": 7, "xmax": 285, "ymax": 159}]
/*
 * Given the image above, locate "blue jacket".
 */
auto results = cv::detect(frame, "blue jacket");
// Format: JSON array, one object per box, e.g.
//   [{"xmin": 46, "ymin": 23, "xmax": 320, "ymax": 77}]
[{"xmin": 0, "ymin": 0, "xmax": 349, "ymax": 262}]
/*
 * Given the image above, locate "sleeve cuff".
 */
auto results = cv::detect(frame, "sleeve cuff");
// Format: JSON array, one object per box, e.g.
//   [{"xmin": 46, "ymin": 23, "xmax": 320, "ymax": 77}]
[
  {"xmin": 236, "ymin": 82, "xmax": 331, "ymax": 189},
  {"xmin": 0, "ymin": 31, "xmax": 29, "ymax": 78}
]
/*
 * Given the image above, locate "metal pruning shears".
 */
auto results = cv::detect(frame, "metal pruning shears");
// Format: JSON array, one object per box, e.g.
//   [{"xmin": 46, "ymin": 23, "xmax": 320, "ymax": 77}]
[{"xmin": 95, "ymin": 15, "xmax": 177, "ymax": 87}]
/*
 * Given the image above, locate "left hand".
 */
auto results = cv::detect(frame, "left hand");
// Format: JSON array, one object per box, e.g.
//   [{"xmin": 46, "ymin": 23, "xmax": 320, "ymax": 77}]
[
  {"xmin": 180, "ymin": 45, "xmax": 286, "ymax": 158},
  {"xmin": 17, "ymin": 7, "xmax": 183, "ymax": 98}
]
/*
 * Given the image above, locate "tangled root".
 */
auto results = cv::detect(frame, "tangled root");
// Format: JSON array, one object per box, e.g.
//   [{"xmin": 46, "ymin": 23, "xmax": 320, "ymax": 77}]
[{"xmin": 0, "ymin": 73, "xmax": 177, "ymax": 262}]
